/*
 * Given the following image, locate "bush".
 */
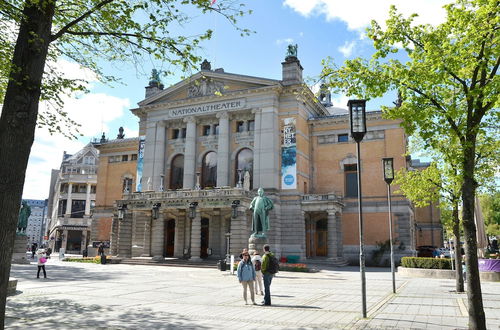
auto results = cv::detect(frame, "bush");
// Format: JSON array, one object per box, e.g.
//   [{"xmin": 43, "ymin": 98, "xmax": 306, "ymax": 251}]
[
  {"xmin": 279, "ymin": 263, "xmax": 309, "ymax": 272},
  {"xmin": 401, "ymin": 257, "xmax": 453, "ymax": 269},
  {"xmin": 63, "ymin": 256, "xmax": 110, "ymax": 264}
]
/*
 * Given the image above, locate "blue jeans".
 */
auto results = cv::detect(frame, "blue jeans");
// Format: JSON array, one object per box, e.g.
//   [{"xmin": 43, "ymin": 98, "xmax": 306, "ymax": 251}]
[{"xmin": 263, "ymin": 273, "xmax": 273, "ymax": 305}]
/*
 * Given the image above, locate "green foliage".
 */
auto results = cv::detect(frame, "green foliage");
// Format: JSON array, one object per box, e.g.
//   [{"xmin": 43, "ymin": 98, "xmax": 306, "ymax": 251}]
[
  {"xmin": 0, "ymin": 0, "xmax": 251, "ymax": 138},
  {"xmin": 401, "ymin": 257, "xmax": 453, "ymax": 269},
  {"xmin": 479, "ymin": 191, "xmax": 500, "ymax": 236}
]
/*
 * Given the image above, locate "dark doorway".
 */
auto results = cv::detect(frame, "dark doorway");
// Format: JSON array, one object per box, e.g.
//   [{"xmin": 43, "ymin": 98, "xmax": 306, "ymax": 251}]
[
  {"xmin": 315, "ymin": 219, "xmax": 328, "ymax": 257},
  {"xmin": 200, "ymin": 218, "xmax": 209, "ymax": 258},
  {"xmin": 164, "ymin": 219, "xmax": 175, "ymax": 257}
]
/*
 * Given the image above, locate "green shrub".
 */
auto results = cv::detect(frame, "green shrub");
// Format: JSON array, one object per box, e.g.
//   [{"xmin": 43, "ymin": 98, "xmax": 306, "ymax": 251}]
[{"xmin": 401, "ymin": 257, "xmax": 453, "ymax": 269}]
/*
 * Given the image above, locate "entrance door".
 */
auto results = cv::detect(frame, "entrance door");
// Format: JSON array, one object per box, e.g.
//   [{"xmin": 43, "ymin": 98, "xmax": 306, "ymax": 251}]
[
  {"xmin": 164, "ymin": 219, "xmax": 175, "ymax": 257},
  {"xmin": 200, "ymin": 218, "xmax": 209, "ymax": 258},
  {"xmin": 315, "ymin": 219, "xmax": 328, "ymax": 257}
]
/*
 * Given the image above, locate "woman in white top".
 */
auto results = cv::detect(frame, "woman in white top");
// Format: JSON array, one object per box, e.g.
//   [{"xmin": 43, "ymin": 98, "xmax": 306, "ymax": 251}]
[
  {"xmin": 251, "ymin": 251, "xmax": 264, "ymax": 295},
  {"xmin": 36, "ymin": 248, "xmax": 47, "ymax": 278}
]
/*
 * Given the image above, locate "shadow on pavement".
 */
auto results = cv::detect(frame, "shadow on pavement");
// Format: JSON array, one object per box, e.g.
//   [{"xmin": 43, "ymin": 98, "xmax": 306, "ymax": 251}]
[
  {"xmin": 6, "ymin": 298, "xmax": 212, "ymax": 329},
  {"xmin": 9, "ymin": 263, "xmax": 119, "ymax": 283}
]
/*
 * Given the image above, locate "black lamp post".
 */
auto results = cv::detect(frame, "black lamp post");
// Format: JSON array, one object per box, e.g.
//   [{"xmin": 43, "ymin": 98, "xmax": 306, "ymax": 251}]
[
  {"xmin": 152, "ymin": 203, "xmax": 161, "ymax": 220},
  {"xmin": 118, "ymin": 204, "xmax": 127, "ymax": 220},
  {"xmin": 188, "ymin": 202, "xmax": 198, "ymax": 219},
  {"xmin": 231, "ymin": 200, "xmax": 240, "ymax": 218},
  {"xmin": 348, "ymin": 99, "xmax": 367, "ymax": 318},
  {"xmin": 383, "ymin": 157, "xmax": 396, "ymax": 294}
]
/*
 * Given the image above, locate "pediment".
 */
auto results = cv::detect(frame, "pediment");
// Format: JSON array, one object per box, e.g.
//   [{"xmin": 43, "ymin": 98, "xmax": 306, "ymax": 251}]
[{"xmin": 138, "ymin": 71, "xmax": 280, "ymax": 107}]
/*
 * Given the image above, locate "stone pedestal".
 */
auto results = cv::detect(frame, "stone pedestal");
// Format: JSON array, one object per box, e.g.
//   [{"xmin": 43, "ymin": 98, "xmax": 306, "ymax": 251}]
[
  {"xmin": 249, "ymin": 235, "xmax": 268, "ymax": 256},
  {"xmin": 8, "ymin": 278, "xmax": 17, "ymax": 296},
  {"xmin": 11, "ymin": 234, "xmax": 29, "ymax": 264}
]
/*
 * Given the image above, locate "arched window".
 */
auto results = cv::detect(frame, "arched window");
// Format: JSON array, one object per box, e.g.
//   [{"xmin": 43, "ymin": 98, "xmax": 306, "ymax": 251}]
[
  {"xmin": 235, "ymin": 148, "xmax": 253, "ymax": 189},
  {"xmin": 170, "ymin": 155, "xmax": 184, "ymax": 189},
  {"xmin": 202, "ymin": 151, "xmax": 217, "ymax": 188}
]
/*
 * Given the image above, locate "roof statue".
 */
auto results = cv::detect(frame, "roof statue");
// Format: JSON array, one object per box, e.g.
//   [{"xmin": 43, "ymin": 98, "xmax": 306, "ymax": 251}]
[
  {"xmin": 286, "ymin": 44, "xmax": 298, "ymax": 58},
  {"xmin": 117, "ymin": 126, "xmax": 125, "ymax": 139},
  {"xmin": 200, "ymin": 59, "xmax": 211, "ymax": 71},
  {"xmin": 149, "ymin": 69, "xmax": 161, "ymax": 86}
]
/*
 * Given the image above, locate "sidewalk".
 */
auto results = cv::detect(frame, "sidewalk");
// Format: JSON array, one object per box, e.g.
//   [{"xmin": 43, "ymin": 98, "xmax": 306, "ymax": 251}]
[{"xmin": 6, "ymin": 259, "xmax": 500, "ymax": 329}]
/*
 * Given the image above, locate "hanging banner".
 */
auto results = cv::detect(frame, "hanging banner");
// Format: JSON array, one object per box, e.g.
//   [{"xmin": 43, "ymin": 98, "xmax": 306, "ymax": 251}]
[
  {"xmin": 281, "ymin": 117, "xmax": 297, "ymax": 190},
  {"xmin": 136, "ymin": 136, "xmax": 146, "ymax": 192}
]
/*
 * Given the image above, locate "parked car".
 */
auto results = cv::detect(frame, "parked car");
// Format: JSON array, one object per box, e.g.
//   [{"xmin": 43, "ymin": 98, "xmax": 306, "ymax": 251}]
[
  {"xmin": 417, "ymin": 246, "xmax": 436, "ymax": 258},
  {"xmin": 437, "ymin": 248, "xmax": 451, "ymax": 258}
]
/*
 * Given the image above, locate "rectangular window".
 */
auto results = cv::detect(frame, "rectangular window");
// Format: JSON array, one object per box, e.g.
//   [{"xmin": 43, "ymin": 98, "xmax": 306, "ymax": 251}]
[
  {"xmin": 78, "ymin": 184, "xmax": 86, "ymax": 193},
  {"xmin": 345, "ymin": 164, "xmax": 358, "ymax": 197},
  {"xmin": 247, "ymin": 120, "xmax": 255, "ymax": 131},
  {"xmin": 131, "ymin": 154, "xmax": 138, "ymax": 161},
  {"xmin": 172, "ymin": 129, "xmax": 180, "ymax": 139},
  {"xmin": 337, "ymin": 134, "xmax": 349, "ymax": 142},
  {"xmin": 122, "ymin": 155, "xmax": 128, "ymax": 162},
  {"xmin": 58, "ymin": 200, "xmax": 67, "ymax": 217},
  {"xmin": 213, "ymin": 124, "xmax": 219, "ymax": 135},
  {"xmin": 71, "ymin": 200, "xmax": 86, "ymax": 218},
  {"xmin": 236, "ymin": 121, "xmax": 245, "ymax": 133},
  {"xmin": 181, "ymin": 128, "xmax": 187, "ymax": 138},
  {"xmin": 202, "ymin": 125, "xmax": 211, "ymax": 136},
  {"xmin": 91, "ymin": 185, "xmax": 96, "ymax": 194}
]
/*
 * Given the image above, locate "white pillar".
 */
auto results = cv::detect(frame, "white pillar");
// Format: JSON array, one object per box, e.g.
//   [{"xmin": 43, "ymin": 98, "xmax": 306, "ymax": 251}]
[
  {"xmin": 183, "ymin": 116, "xmax": 197, "ymax": 189},
  {"xmin": 153, "ymin": 121, "xmax": 167, "ymax": 190},
  {"xmin": 258, "ymin": 100, "xmax": 280, "ymax": 189},
  {"xmin": 252, "ymin": 109, "xmax": 262, "ymax": 188},
  {"xmin": 189, "ymin": 210, "xmax": 202, "ymax": 261},
  {"xmin": 327, "ymin": 210, "xmax": 341, "ymax": 258},
  {"xmin": 142, "ymin": 121, "xmax": 157, "ymax": 191},
  {"xmin": 62, "ymin": 229, "xmax": 68, "ymax": 250},
  {"xmin": 216, "ymin": 111, "xmax": 230, "ymax": 187},
  {"xmin": 84, "ymin": 183, "xmax": 91, "ymax": 216},
  {"xmin": 65, "ymin": 183, "xmax": 73, "ymax": 216},
  {"xmin": 81, "ymin": 231, "xmax": 88, "ymax": 253}
]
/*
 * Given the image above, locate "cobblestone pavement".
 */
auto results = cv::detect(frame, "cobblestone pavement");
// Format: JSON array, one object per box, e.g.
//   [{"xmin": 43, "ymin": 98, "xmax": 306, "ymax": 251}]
[{"xmin": 6, "ymin": 259, "xmax": 500, "ymax": 329}]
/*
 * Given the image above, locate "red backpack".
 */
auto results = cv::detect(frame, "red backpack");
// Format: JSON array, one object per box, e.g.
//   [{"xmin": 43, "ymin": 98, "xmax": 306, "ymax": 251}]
[{"xmin": 254, "ymin": 259, "xmax": 262, "ymax": 271}]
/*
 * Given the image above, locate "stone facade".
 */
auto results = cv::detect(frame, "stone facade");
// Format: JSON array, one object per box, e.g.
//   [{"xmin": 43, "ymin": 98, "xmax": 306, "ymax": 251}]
[{"xmin": 104, "ymin": 55, "xmax": 422, "ymax": 265}]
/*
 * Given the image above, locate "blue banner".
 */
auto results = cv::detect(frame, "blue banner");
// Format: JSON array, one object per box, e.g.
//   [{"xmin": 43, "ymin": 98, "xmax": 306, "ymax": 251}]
[
  {"xmin": 136, "ymin": 136, "xmax": 146, "ymax": 192},
  {"xmin": 281, "ymin": 118, "xmax": 297, "ymax": 190}
]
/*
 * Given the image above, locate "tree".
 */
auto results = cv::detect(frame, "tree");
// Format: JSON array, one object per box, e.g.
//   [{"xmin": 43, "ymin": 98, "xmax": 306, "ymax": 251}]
[
  {"xmin": 0, "ymin": 1, "xmax": 249, "ymax": 327},
  {"xmin": 479, "ymin": 191, "xmax": 500, "ymax": 236},
  {"xmin": 321, "ymin": 1, "xmax": 499, "ymax": 328}
]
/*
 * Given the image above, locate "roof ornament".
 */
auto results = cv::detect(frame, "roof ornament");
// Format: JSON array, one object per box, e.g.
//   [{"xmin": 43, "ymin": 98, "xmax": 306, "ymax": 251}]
[
  {"xmin": 117, "ymin": 127, "xmax": 125, "ymax": 139},
  {"xmin": 286, "ymin": 44, "xmax": 298, "ymax": 59},
  {"xmin": 100, "ymin": 132, "xmax": 107, "ymax": 143},
  {"xmin": 201, "ymin": 59, "xmax": 211, "ymax": 71}
]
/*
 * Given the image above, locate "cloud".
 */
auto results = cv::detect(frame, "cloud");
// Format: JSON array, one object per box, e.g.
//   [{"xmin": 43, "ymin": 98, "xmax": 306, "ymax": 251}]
[
  {"xmin": 21, "ymin": 59, "xmax": 130, "ymax": 200},
  {"xmin": 283, "ymin": 0, "xmax": 451, "ymax": 31},
  {"xmin": 338, "ymin": 40, "xmax": 356, "ymax": 57},
  {"xmin": 276, "ymin": 38, "xmax": 294, "ymax": 45}
]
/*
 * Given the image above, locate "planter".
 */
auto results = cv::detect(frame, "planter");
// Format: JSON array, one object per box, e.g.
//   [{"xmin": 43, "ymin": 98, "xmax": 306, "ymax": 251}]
[{"xmin": 478, "ymin": 259, "xmax": 500, "ymax": 272}]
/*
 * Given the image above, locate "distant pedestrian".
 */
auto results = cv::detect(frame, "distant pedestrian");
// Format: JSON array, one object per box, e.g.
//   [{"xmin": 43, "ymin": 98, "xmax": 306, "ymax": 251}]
[
  {"xmin": 237, "ymin": 251, "xmax": 256, "ymax": 305},
  {"xmin": 251, "ymin": 251, "xmax": 264, "ymax": 296},
  {"xmin": 36, "ymin": 248, "xmax": 47, "ymax": 279},
  {"xmin": 261, "ymin": 244, "xmax": 278, "ymax": 306},
  {"xmin": 31, "ymin": 243, "xmax": 38, "ymax": 259},
  {"xmin": 98, "ymin": 243, "xmax": 106, "ymax": 264},
  {"xmin": 46, "ymin": 247, "xmax": 52, "ymax": 259}
]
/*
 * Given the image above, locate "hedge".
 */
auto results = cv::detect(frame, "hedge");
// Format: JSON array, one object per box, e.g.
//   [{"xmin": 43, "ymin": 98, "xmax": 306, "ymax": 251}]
[{"xmin": 401, "ymin": 257, "xmax": 453, "ymax": 270}]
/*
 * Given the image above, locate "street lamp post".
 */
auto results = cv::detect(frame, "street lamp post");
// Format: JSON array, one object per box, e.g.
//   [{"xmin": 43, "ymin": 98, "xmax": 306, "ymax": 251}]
[
  {"xmin": 383, "ymin": 157, "xmax": 396, "ymax": 294},
  {"xmin": 348, "ymin": 99, "xmax": 367, "ymax": 318}
]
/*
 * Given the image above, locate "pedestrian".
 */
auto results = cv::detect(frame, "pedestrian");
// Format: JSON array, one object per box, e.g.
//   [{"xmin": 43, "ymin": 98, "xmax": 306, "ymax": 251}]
[
  {"xmin": 239, "ymin": 248, "xmax": 248, "ymax": 260},
  {"xmin": 36, "ymin": 248, "xmax": 47, "ymax": 279},
  {"xmin": 46, "ymin": 247, "xmax": 52, "ymax": 259},
  {"xmin": 251, "ymin": 251, "xmax": 264, "ymax": 296},
  {"xmin": 237, "ymin": 251, "xmax": 257, "ymax": 305},
  {"xmin": 31, "ymin": 243, "xmax": 37, "ymax": 259},
  {"xmin": 261, "ymin": 244, "xmax": 277, "ymax": 306}
]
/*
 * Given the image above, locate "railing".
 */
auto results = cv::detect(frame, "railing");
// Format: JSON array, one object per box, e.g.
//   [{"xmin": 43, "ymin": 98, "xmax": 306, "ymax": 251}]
[
  {"xmin": 302, "ymin": 192, "xmax": 343, "ymax": 203},
  {"xmin": 123, "ymin": 187, "xmax": 253, "ymax": 201}
]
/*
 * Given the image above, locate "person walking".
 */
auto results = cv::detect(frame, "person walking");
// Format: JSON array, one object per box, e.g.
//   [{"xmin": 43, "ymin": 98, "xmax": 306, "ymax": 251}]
[
  {"xmin": 261, "ymin": 244, "xmax": 276, "ymax": 306},
  {"xmin": 237, "ymin": 251, "xmax": 257, "ymax": 305},
  {"xmin": 36, "ymin": 248, "xmax": 47, "ymax": 279},
  {"xmin": 251, "ymin": 251, "xmax": 264, "ymax": 296}
]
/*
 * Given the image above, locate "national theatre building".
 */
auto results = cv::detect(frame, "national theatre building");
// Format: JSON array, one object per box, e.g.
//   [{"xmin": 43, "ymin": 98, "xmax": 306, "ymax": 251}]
[{"xmin": 103, "ymin": 53, "xmax": 419, "ymax": 265}]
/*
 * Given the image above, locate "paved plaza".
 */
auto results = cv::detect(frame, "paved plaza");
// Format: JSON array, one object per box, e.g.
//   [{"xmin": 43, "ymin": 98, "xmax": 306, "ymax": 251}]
[{"xmin": 5, "ymin": 259, "xmax": 500, "ymax": 329}]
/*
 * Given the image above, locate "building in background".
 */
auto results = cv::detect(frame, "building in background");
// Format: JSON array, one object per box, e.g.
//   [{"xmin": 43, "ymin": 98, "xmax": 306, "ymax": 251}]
[
  {"xmin": 24, "ymin": 199, "xmax": 48, "ymax": 247},
  {"xmin": 46, "ymin": 143, "xmax": 98, "ymax": 253}
]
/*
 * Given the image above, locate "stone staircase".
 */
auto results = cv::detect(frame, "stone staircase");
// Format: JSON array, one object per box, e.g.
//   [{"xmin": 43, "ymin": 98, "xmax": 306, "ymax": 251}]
[
  {"xmin": 305, "ymin": 257, "xmax": 350, "ymax": 268},
  {"xmin": 116, "ymin": 257, "xmax": 219, "ymax": 269}
]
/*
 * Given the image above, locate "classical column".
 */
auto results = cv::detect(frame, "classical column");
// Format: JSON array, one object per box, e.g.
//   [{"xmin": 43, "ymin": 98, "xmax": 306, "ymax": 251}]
[
  {"xmin": 65, "ymin": 183, "xmax": 73, "ymax": 216},
  {"xmin": 183, "ymin": 116, "xmax": 197, "ymax": 189},
  {"xmin": 84, "ymin": 183, "xmax": 91, "ymax": 216},
  {"xmin": 110, "ymin": 216, "xmax": 119, "ymax": 255},
  {"xmin": 216, "ymin": 111, "xmax": 230, "ymax": 187},
  {"xmin": 252, "ymin": 109, "xmax": 262, "ymax": 188},
  {"xmin": 142, "ymin": 121, "xmax": 157, "ymax": 191},
  {"xmin": 336, "ymin": 212, "xmax": 343, "ymax": 257},
  {"xmin": 81, "ymin": 230, "xmax": 88, "ymax": 253},
  {"xmin": 153, "ymin": 121, "xmax": 167, "ymax": 190},
  {"xmin": 151, "ymin": 214, "xmax": 165, "ymax": 260},
  {"xmin": 142, "ymin": 217, "xmax": 152, "ymax": 257},
  {"xmin": 258, "ymin": 99, "xmax": 280, "ymax": 189},
  {"xmin": 174, "ymin": 215, "xmax": 185, "ymax": 257},
  {"xmin": 327, "ymin": 210, "xmax": 339, "ymax": 259},
  {"xmin": 189, "ymin": 210, "xmax": 202, "ymax": 261}
]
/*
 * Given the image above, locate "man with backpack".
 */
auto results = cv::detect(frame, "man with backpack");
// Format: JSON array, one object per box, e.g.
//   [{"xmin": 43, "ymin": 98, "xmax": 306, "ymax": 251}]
[{"xmin": 261, "ymin": 244, "xmax": 279, "ymax": 306}]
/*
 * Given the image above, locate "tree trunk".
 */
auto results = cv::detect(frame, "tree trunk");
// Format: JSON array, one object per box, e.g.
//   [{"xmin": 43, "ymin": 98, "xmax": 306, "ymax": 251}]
[
  {"xmin": 452, "ymin": 206, "xmax": 464, "ymax": 293},
  {"xmin": 461, "ymin": 134, "xmax": 486, "ymax": 330},
  {"xmin": 0, "ymin": 1, "xmax": 55, "ymax": 328}
]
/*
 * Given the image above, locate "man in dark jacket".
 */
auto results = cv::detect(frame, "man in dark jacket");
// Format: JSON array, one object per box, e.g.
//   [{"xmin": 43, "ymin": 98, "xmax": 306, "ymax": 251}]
[{"xmin": 261, "ymin": 244, "xmax": 274, "ymax": 306}]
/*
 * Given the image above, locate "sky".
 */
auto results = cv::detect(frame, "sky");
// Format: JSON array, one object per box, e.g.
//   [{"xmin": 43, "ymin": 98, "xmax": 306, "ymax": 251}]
[{"xmin": 21, "ymin": 0, "xmax": 452, "ymax": 200}]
